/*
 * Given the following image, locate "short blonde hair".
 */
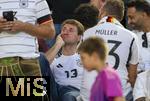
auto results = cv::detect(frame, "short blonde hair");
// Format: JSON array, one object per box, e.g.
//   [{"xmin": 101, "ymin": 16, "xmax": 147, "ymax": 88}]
[
  {"xmin": 78, "ymin": 37, "xmax": 108, "ymax": 61},
  {"xmin": 62, "ymin": 19, "xmax": 85, "ymax": 36}
]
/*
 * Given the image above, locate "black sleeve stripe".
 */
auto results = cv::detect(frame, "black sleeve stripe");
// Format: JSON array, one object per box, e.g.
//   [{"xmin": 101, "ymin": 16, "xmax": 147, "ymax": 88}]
[
  {"xmin": 37, "ymin": 14, "xmax": 52, "ymax": 24},
  {"xmin": 126, "ymin": 38, "xmax": 135, "ymax": 68}
]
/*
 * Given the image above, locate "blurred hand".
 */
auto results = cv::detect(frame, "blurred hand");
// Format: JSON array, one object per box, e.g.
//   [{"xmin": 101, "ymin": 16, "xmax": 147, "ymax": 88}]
[
  {"xmin": 10, "ymin": 20, "xmax": 26, "ymax": 33},
  {"xmin": 56, "ymin": 34, "xmax": 65, "ymax": 47},
  {"xmin": 0, "ymin": 17, "xmax": 13, "ymax": 32}
]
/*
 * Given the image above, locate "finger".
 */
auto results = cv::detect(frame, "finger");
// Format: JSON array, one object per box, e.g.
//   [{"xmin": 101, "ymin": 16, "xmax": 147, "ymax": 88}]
[
  {"xmin": 0, "ymin": 18, "xmax": 7, "ymax": 22},
  {"xmin": 0, "ymin": 25, "xmax": 11, "ymax": 30},
  {"xmin": 0, "ymin": 22, "xmax": 13, "ymax": 28},
  {"xmin": 3, "ymin": 24, "xmax": 13, "ymax": 28},
  {"xmin": 4, "ymin": 21, "xmax": 14, "ymax": 25},
  {"xmin": 0, "ymin": 24, "xmax": 14, "ymax": 31},
  {"xmin": 9, "ymin": 29, "xmax": 16, "ymax": 32},
  {"xmin": 2, "ymin": 27, "xmax": 12, "ymax": 31}
]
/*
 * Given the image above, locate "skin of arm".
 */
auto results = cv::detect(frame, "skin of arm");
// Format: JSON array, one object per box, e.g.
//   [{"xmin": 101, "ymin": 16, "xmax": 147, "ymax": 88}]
[
  {"xmin": 10, "ymin": 20, "xmax": 55, "ymax": 39},
  {"xmin": 45, "ymin": 35, "xmax": 65, "ymax": 63},
  {"xmin": 128, "ymin": 64, "xmax": 138, "ymax": 87},
  {"xmin": 0, "ymin": 17, "xmax": 55, "ymax": 39}
]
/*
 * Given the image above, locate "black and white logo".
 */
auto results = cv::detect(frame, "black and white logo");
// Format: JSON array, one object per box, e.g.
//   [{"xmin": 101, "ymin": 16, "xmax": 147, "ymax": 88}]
[
  {"xmin": 76, "ymin": 59, "xmax": 83, "ymax": 67},
  {"xmin": 19, "ymin": 0, "xmax": 28, "ymax": 8},
  {"xmin": 56, "ymin": 64, "xmax": 63, "ymax": 68}
]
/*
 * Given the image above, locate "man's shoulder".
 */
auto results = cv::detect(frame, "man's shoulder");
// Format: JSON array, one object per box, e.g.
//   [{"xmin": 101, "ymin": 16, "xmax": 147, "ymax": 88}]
[
  {"xmin": 35, "ymin": 0, "xmax": 48, "ymax": 5},
  {"xmin": 122, "ymin": 27, "xmax": 138, "ymax": 38},
  {"xmin": 83, "ymin": 23, "xmax": 137, "ymax": 38},
  {"xmin": 84, "ymin": 25, "xmax": 97, "ymax": 34},
  {"xmin": 83, "ymin": 25, "xmax": 99, "ymax": 39}
]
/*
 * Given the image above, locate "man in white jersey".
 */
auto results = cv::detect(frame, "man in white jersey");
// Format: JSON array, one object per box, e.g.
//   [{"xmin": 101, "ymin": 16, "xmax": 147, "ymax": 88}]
[
  {"xmin": 127, "ymin": 0, "xmax": 150, "ymax": 72},
  {"xmin": 79, "ymin": 0, "xmax": 139, "ymax": 101},
  {"xmin": 133, "ymin": 70, "xmax": 150, "ymax": 101},
  {"xmin": 0, "ymin": 0, "xmax": 55, "ymax": 76},
  {"xmin": 45, "ymin": 19, "xmax": 84, "ymax": 101},
  {"xmin": 127, "ymin": 0, "xmax": 150, "ymax": 101}
]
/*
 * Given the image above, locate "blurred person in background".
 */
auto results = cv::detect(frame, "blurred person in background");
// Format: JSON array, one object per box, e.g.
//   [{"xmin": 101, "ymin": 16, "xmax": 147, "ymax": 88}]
[
  {"xmin": 127, "ymin": 0, "xmax": 150, "ymax": 101},
  {"xmin": 74, "ymin": 3, "xmax": 99, "ymax": 30},
  {"xmin": 127, "ymin": 0, "xmax": 150, "ymax": 72}
]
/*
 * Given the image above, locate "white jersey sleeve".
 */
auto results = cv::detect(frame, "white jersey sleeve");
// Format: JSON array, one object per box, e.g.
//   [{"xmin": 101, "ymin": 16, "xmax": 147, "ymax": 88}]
[
  {"xmin": 49, "ymin": 58, "xmax": 57, "ymax": 74},
  {"xmin": 129, "ymin": 34, "xmax": 139, "ymax": 65},
  {"xmin": 35, "ymin": 0, "xmax": 52, "ymax": 24}
]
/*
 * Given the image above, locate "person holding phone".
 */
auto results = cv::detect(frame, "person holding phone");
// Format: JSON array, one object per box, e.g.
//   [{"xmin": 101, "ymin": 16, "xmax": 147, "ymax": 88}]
[{"xmin": 0, "ymin": 0, "xmax": 55, "ymax": 76}]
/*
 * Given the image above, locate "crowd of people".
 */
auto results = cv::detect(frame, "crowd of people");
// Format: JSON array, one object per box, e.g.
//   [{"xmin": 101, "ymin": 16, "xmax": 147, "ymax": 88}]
[{"xmin": 0, "ymin": 0, "xmax": 150, "ymax": 101}]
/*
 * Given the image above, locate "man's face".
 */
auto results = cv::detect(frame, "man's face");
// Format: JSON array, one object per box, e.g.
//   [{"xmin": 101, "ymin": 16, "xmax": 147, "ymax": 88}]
[
  {"xmin": 127, "ymin": 7, "xmax": 144, "ymax": 30},
  {"xmin": 61, "ymin": 24, "xmax": 80, "ymax": 44}
]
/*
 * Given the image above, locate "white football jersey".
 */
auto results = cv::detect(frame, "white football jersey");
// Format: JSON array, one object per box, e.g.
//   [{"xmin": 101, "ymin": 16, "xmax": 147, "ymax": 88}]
[
  {"xmin": 0, "ymin": 0, "xmax": 52, "ymax": 58},
  {"xmin": 80, "ymin": 16, "xmax": 139, "ymax": 100},
  {"xmin": 133, "ymin": 31, "xmax": 150, "ymax": 71},
  {"xmin": 78, "ymin": 70, "xmax": 97, "ymax": 101},
  {"xmin": 50, "ymin": 53, "xmax": 83, "ymax": 89},
  {"xmin": 133, "ymin": 71, "xmax": 150, "ymax": 101}
]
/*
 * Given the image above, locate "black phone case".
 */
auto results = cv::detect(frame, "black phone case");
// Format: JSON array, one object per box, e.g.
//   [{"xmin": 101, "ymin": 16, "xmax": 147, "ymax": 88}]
[{"xmin": 3, "ymin": 11, "xmax": 14, "ymax": 21}]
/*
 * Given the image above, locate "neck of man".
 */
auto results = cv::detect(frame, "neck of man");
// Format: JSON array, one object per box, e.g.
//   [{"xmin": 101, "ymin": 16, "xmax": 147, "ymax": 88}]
[
  {"xmin": 99, "ymin": 14, "xmax": 119, "ymax": 22},
  {"xmin": 62, "ymin": 44, "xmax": 77, "ymax": 56}
]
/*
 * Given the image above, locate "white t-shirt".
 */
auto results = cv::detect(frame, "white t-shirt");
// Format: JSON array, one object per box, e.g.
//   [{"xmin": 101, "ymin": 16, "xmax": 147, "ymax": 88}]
[
  {"xmin": 79, "ymin": 16, "xmax": 139, "ymax": 100},
  {"xmin": 0, "ymin": 0, "xmax": 52, "ymax": 59},
  {"xmin": 133, "ymin": 71, "xmax": 150, "ymax": 101},
  {"xmin": 78, "ymin": 70, "xmax": 97, "ymax": 101},
  {"xmin": 50, "ymin": 53, "xmax": 83, "ymax": 89},
  {"xmin": 146, "ymin": 0, "xmax": 150, "ymax": 3},
  {"xmin": 133, "ymin": 31, "xmax": 150, "ymax": 71}
]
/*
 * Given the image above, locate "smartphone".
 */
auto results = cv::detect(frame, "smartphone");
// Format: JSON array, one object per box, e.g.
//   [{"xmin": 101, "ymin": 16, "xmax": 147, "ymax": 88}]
[{"xmin": 3, "ymin": 11, "xmax": 15, "ymax": 21}]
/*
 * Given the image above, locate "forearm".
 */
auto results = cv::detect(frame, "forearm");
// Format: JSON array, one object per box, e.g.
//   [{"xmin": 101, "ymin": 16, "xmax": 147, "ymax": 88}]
[
  {"xmin": 23, "ymin": 22, "xmax": 55, "ymax": 39},
  {"xmin": 128, "ymin": 64, "xmax": 138, "ymax": 87},
  {"xmin": 45, "ymin": 43, "xmax": 62, "ymax": 63}
]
